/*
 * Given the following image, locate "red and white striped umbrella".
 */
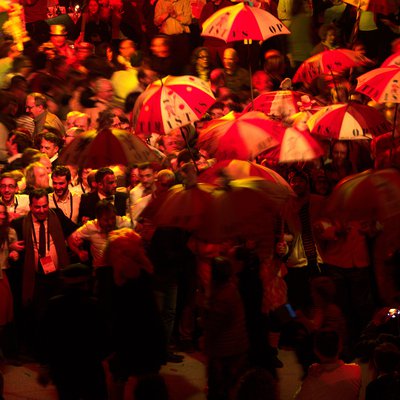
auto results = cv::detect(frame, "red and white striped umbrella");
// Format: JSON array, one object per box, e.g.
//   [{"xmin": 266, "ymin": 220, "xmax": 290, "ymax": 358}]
[
  {"xmin": 307, "ymin": 102, "xmax": 392, "ymax": 140},
  {"xmin": 293, "ymin": 49, "xmax": 372, "ymax": 85},
  {"xmin": 135, "ymin": 75, "xmax": 215, "ymax": 135},
  {"xmin": 356, "ymin": 67, "xmax": 400, "ymax": 103},
  {"xmin": 201, "ymin": 2, "xmax": 290, "ymax": 43},
  {"xmin": 244, "ymin": 91, "xmax": 320, "ymax": 119},
  {"xmin": 197, "ymin": 111, "xmax": 281, "ymax": 161},
  {"xmin": 343, "ymin": 0, "xmax": 397, "ymax": 16},
  {"xmin": 381, "ymin": 52, "xmax": 400, "ymax": 68}
]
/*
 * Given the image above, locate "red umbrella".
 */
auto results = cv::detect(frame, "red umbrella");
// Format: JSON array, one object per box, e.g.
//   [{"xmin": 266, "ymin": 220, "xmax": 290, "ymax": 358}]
[
  {"xmin": 293, "ymin": 49, "xmax": 372, "ymax": 85},
  {"xmin": 198, "ymin": 159, "xmax": 291, "ymax": 187},
  {"xmin": 134, "ymin": 75, "xmax": 216, "ymax": 136},
  {"xmin": 243, "ymin": 91, "xmax": 320, "ymax": 120},
  {"xmin": 262, "ymin": 126, "xmax": 325, "ymax": 163},
  {"xmin": 307, "ymin": 102, "xmax": 392, "ymax": 140},
  {"xmin": 197, "ymin": 111, "xmax": 281, "ymax": 161},
  {"xmin": 325, "ymin": 168, "xmax": 400, "ymax": 223},
  {"xmin": 356, "ymin": 67, "xmax": 400, "ymax": 104},
  {"xmin": 201, "ymin": 2, "xmax": 290, "ymax": 43},
  {"xmin": 343, "ymin": 0, "xmax": 397, "ymax": 16},
  {"xmin": 381, "ymin": 52, "xmax": 400, "ymax": 68},
  {"xmin": 58, "ymin": 128, "xmax": 163, "ymax": 168},
  {"xmin": 153, "ymin": 183, "xmax": 215, "ymax": 231}
]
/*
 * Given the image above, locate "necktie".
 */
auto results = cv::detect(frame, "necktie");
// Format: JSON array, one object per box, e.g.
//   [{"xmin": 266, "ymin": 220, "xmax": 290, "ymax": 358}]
[{"xmin": 39, "ymin": 220, "xmax": 46, "ymax": 258}]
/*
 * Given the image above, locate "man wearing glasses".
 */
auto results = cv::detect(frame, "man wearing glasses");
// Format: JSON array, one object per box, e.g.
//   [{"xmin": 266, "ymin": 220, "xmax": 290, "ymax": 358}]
[
  {"xmin": 0, "ymin": 172, "xmax": 30, "ymax": 221},
  {"xmin": 25, "ymin": 92, "xmax": 65, "ymax": 138}
]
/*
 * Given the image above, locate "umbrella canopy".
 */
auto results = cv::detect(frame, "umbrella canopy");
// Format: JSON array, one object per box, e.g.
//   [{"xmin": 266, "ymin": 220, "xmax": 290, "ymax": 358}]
[
  {"xmin": 243, "ymin": 90, "xmax": 320, "ymax": 120},
  {"xmin": 325, "ymin": 168, "xmax": 400, "ymax": 223},
  {"xmin": 356, "ymin": 67, "xmax": 400, "ymax": 103},
  {"xmin": 198, "ymin": 159, "xmax": 291, "ymax": 186},
  {"xmin": 196, "ymin": 178, "xmax": 282, "ymax": 242},
  {"xmin": 262, "ymin": 126, "xmax": 325, "ymax": 163},
  {"xmin": 197, "ymin": 111, "xmax": 281, "ymax": 161},
  {"xmin": 153, "ymin": 183, "xmax": 215, "ymax": 231},
  {"xmin": 201, "ymin": 2, "xmax": 290, "ymax": 43},
  {"xmin": 135, "ymin": 75, "xmax": 216, "ymax": 136},
  {"xmin": 381, "ymin": 52, "xmax": 400, "ymax": 68},
  {"xmin": 307, "ymin": 102, "xmax": 392, "ymax": 140},
  {"xmin": 343, "ymin": 0, "xmax": 397, "ymax": 15},
  {"xmin": 58, "ymin": 128, "xmax": 162, "ymax": 168},
  {"xmin": 293, "ymin": 49, "xmax": 372, "ymax": 85}
]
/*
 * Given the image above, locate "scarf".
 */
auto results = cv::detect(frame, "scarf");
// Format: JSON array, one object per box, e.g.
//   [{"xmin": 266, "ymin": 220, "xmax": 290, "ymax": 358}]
[{"xmin": 22, "ymin": 210, "xmax": 70, "ymax": 305}]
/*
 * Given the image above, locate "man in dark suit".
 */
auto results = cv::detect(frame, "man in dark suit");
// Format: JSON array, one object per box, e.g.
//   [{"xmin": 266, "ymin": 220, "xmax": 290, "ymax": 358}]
[{"xmin": 78, "ymin": 167, "xmax": 128, "ymax": 224}]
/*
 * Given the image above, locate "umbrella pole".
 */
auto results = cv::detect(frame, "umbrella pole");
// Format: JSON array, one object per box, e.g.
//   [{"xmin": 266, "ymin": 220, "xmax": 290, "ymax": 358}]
[
  {"xmin": 180, "ymin": 127, "xmax": 200, "ymax": 174},
  {"xmin": 390, "ymin": 103, "xmax": 399, "ymax": 162},
  {"xmin": 327, "ymin": 66, "xmax": 338, "ymax": 94},
  {"xmin": 246, "ymin": 40, "xmax": 254, "ymax": 102}
]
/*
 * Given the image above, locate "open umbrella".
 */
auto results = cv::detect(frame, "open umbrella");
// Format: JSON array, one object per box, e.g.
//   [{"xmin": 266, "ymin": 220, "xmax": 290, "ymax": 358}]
[
  {"xmin": 343, "ymin": 0, "xmax": 397, "ymax": 15},
  {"xmin": 262, "ymin": 126, "xmax": 325, "ymax": 163},
  {"xmin": 243, "ymin": 90, "xmax": 320, "ymax": 120},
  {"xmin": 307, "ymin": 102, "xmax": 392, "ymax": 140},
  {"xmin": 196, "ymin": 178, "xmax": 283, "ymax": 243},
  {"xmin": 197, "ymin": 111, "xmax": 281, "ymax": 161},
  {"xmin": 58, "ymin": 128, "xmax": 163, "ymax": 168},
  {"xmin": 325, "ymin": 168, "xmax": 400, "ymax": 223},
  {"xmin": 135, "ymin": 75, "xmax": 216, "ymax": 136},
  {"xmin": 198, "ymin": 159, "xmax": 291, "ymax": 187},
  {"xmin": 153, "ymin": 183, "xmax": 215, "ymax": 231},
  {"xmin": 201, "ymin": 2, "xmax": 290, "ymax": 43},
  {"xmin": 381, "ymin": 52, "xmax": 400, "ymax": 68},
  {"xmin": 293, "ymin": 49, "xmax": 372, "ymax": 85}
]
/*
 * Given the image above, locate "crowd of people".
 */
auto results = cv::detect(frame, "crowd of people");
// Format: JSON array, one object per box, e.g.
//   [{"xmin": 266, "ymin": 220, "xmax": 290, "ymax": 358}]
[{"xmin": 0, "ymin": 0, "xmax": 399, "ymax": 399}]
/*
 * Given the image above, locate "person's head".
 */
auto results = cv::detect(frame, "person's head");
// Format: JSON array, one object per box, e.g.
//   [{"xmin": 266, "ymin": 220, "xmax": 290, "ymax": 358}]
[
  {"xmin": 95, "ymin": 199, "xmax": 117, "ymax": 233},
  {"xmin": 319, "ymin": 24, "xmax": 337, "ymax": 46},
  {"xmin": 150, "ymin": 35, "xmax": 171, "ymax": 58},
  {"xmin": 330, "ymin": 82, "xmax": 350, "ymax": 104},
  {"xmin": 208, "ymin": 101, "xmax": 225, "ymax": 119},
  {"xmin": 192, "ymin": 46, "xmax": 210, "ymax": 69},
  {"xmin": 65, "ymin": 111, "xmax": 82, "ymax": 129},
  {"xmin": 137, "ymin": 162, "xmax": 157, "ymax": 190},
  {"xmin": 331, "ymin": 140, "xmax": 349, "ymax": 167},
  {"xmin": 223, "ymin": 48, "xmax": 238, "ymax": 73},
  {"xmin": 119, "ymin": 39, "xmax": 136, "ymax": 60},
  {"xmin": 314, "ymin": 329, "xmax": 341, "ymax": 361},
  {"xmin": 95, "ymin": 167, "xmax": 116, "ymax": 196},
  {"xmin": 0, "ymin": 200, "xmax": 8, "ymax": 227},
  {"xmin": 51, "ymin": 166, "xmax": 71, "ymax": 198},
  {"xmin": 74, "ymin": 113, "xmax": 91, "ymax": 130},
  {"xmin": 49, "ymin": 24, "xmax": 68, "ymax": 48},
  {"xmin": 373, "ymin": 342, "xmax": 400, "ymax": 374},
  {"xmin": 7, "ymin": 131, "xmax": 32, "ymax": 156},
  {"xmin": 313, "ymin": 171, "xmax": 331, "ymax": 196},
  {"xmin": 88, "ymin": 0, "xmax": 100, "ymax": 15},
  {"xmin": 252, "ymin": 70, "xmax": 273, "ymax": 94},
  {"xmin": 94, "ymin": 78, "xmax": 114, "ymax": 102},
  {"xmin": 263, "ymin": 49, "xmax": 285, "ymax": 75},
  {"xmin": 12, "ymin": 55, "xmax": 33, "ymax": 77},
  {"xmin": 76, "ymin": 42, "xmax": 94, "ymax": 62},
  {"xmin": 155, "ymin": 169, "xmax": 175, "ymax": 193},
  {"xmin": 106, "ymin": 228, "xmax": 153, "ymax": 285},
  {"xmin": 288, "ymin": 170, "xmax": 310, "ymax": 197},
  {"xmin": 352, "ymin": 41, "xmax": 367, "ymax": 56},
  {"xmin": 26, "ymin": 162, "xmax": 50, "ymax": 189},
  {"xmin": 26, "ymin": 92, "xmax": 47, "ymax": 119},
  {"xmin": 37, "ymin": 154, "xmax": 53, "ymax": 175},
  {"xmin": 0, "ymin": 173, "xmax": 18, "ymax": 204},
  {"xmin": 40, "ymin": 132, "xmax": 61, "ymax": 159},
  {"xmin": 29, "ymin": 188, "xmax": 50, "ymax": 221}
]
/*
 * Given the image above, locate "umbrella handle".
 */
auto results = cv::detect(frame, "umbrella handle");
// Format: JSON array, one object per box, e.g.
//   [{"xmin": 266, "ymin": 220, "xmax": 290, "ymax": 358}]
[{"xmin": 180, "ymin": 127, "xmax": 200, "ymax": 174}]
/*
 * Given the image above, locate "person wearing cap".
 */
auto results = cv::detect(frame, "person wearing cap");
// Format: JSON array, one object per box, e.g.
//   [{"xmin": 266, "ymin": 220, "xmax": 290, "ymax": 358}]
[{"xmin": 49, "ymin": 24, "xmax": 77, "ymax": 66}]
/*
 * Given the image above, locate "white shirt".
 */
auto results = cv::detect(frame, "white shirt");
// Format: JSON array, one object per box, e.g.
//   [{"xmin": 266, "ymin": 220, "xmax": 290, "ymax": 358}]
[
  {"xmin": 49, "ymin": 191, "xmax": 81, "ymax": 224},
  {"xmin": 70, "ymin": 216, "xmax": 131, "ymax": 268},
  {"xmin": 4, "ymin": 194, "xmax": 30, "ymax": 220}
]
